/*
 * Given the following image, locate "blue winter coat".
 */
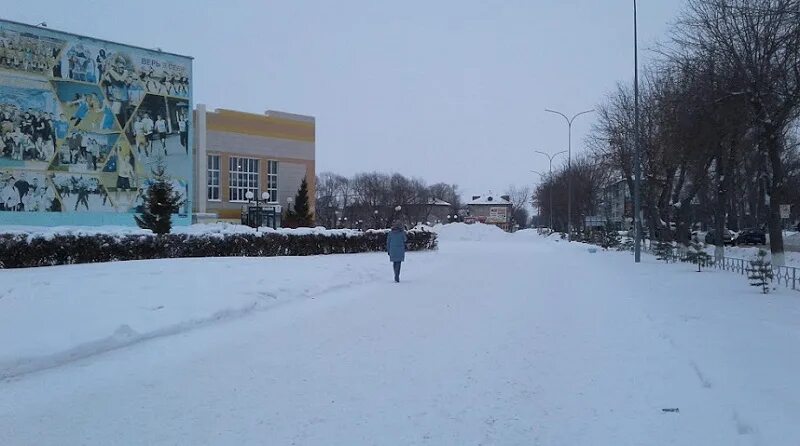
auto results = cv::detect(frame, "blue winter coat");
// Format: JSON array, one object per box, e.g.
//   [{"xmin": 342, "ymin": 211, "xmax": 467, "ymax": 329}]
[{"xmin": 387, "ymin": 229, "xmax": 407, "ymax": 262}]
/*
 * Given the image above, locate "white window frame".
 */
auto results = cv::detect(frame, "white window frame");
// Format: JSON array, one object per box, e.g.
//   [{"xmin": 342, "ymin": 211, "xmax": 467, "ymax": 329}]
[
  {"xmin": 229, "ymin": 156, "xmax": 260, "ymax": 203},
  {"xmin": 266, "ymin": 160, "xmax": 278, "ymax": 203},
  {"xmin": 207, "ymin": 154, "xmax": 220, "ymax": 202}
]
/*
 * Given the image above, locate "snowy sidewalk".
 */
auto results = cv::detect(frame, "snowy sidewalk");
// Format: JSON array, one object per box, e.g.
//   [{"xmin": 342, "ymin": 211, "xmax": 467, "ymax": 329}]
[{"xmin": 1, "ymin": 225, "xmax": 799, "ymax": 445}]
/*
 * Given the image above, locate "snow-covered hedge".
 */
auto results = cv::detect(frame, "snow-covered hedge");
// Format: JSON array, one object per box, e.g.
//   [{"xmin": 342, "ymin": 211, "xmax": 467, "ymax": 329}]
[{"xmin": 0, "ymin": 227, "xmax": 437, "ymax": 269}]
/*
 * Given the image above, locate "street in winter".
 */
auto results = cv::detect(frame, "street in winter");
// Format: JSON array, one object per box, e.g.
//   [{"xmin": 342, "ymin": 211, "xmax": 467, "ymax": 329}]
[
  {"xmin": 4, "ymin": 0, "xmax": 800, "ymax": 444},
  {"xmin": 1, "ymin": 224, "xmax": 799, "ymax": 445}
]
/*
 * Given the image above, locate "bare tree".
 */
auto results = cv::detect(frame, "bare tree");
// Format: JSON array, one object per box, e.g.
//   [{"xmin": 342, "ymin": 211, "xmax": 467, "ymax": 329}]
[
  {"xmin": 315, "ymin": 172, "xmax": 349, "ymax": 228},
  {"xmin": 505, "ymin": 185, "xmax": 531, "ymax": 228},
  {"xmin": 675, "ymin": 0, "xmax": 800, "ymax": 265},
  {"xmin": 534, "ymin": 155, "xmax": 608, "ymax": 232}
]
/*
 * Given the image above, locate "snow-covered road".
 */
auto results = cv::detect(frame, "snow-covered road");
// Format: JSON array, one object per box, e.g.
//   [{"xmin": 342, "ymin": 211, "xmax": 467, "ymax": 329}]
[{"xmin": 1, "ymin": 225, "xmax": 799, "ymax": 445}]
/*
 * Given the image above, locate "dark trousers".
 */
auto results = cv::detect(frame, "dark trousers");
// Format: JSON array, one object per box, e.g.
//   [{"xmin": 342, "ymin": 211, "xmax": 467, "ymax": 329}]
[{"xmin": 393, "ymin": 261, "xmax": 402, "ymax": 282}]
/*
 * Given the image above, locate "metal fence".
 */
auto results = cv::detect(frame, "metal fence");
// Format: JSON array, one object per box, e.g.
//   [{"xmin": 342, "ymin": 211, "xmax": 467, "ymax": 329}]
[{"xmin": 643, "ymin": 244, "xmax": 800, "ymax": 292}]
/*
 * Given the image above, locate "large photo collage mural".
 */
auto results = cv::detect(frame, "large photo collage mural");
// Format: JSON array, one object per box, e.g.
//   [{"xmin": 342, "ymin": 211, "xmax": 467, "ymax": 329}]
[{"xmin": 0, "ymin": 20, "xmax": 192, "ymax": 218}]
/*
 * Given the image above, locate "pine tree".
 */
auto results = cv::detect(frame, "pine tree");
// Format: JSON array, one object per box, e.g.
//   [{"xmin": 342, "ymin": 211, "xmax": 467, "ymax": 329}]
[
  {"xmin": 601, "ymin": 227, "xmax": 621, "ymax": 250},
  {"xmin": 654, "ymin": 240, "xmax": 675, "ymax": 263},
  {"xmin": 685, "ymin": 240, "xmax": 711, "ymax": 272},
  {"xmin": 292, "ymin": 178, "xmax": 313, "ymax": 227},
  {"xmin": 134, "ymin": 163, "xmax": 184, "ymax": 235},
  {"xmin": 747, "ymin": 249, "xmax": 774, "ymax": 294}
]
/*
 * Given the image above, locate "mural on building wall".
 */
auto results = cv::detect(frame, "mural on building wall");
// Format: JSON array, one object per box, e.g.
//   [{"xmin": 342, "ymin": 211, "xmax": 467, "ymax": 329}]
[{"xmin": 0, "ymin": 20, "xmax": 192, "ymax": 220}]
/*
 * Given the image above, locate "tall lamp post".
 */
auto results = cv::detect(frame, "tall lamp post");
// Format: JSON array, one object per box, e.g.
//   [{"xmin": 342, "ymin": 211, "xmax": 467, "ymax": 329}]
[
  {"xmin": 286, "ymin": 196, "xmax": 294, "ymax": 228},
  {"xmin": 534, "ymin": 149, "xmax": 567, "ymax": 232},
  {"xmin": 245, "ymin": 191, "xmax": 257, "ymax": 230},
  {"xmin": 261, "ymin": 191, "xmax": 271, "ymax": 229},
  {"xmin": 633, "ymin": 0, "xmax": 642, "ymax": 263},
  {"xmin": 545, "ymin": 108, "xmax": 595, "ymax": 241}
]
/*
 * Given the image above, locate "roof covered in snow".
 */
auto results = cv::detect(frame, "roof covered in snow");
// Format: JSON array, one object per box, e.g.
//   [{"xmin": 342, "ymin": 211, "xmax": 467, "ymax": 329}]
[
  {"xmin": 429, "ymin": 198, "xmax": 452, "ymax": 206},
  {"xmin": 467, "ymin": 195, "xmax": 511, "ymax": 206}
]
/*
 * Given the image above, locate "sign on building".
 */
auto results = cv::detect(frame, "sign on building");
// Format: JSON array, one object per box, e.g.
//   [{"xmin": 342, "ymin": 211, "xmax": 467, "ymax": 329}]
[
  {"xmin": 584, "ymin": 215, "xmax": 607, "ymax": 228},
  {"xmin": 0, "ymin": 19, "xmax": 193, "ymax": 226},
  {"xmin": 486, "ymin": 206, "xmax": 508, "ymax": 223},
  {"xmin": 780, "ymin": 204, "xmax": 791, "ymax": 219}
]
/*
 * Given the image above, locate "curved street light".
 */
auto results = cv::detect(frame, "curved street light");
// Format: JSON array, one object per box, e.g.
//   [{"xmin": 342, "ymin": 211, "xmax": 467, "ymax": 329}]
[
  {"xmin": 534, "ymin": 149, "xmax": 567, "ymax": 232},
  {"xmin": 544, "ymin": 109, "xmax": 595, "ymax": 241}
]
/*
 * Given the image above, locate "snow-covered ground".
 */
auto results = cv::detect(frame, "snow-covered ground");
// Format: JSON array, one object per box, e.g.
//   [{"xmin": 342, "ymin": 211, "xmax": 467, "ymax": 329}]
[{"xmin": 1, "ymin": 223, "xmax": 799, "ymax": 445}]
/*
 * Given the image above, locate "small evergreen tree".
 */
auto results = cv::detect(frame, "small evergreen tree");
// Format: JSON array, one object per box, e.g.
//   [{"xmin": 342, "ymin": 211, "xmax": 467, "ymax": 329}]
[
  {"xmin": 618, "ymin": 236, "xmax": 635, "ymax": 252},
  {"xmin": 654, "ymin": 240, "xmax": 675, "ymax": 262},
  {"xmin": 747, "ymin": 249, "xmax": 774, "ymax": 294},
  {"xmin": 134, "ymin": 163, "xmax": 183, "ymax": 234},
  {"xmin": 292, "ymin": 178, "xmax": 313, "ymax": 227},
  {"xmin": 600, "ymin": 227, "xmax": 621, "ymax": 250},
  {"xmin": 685, "ymin": 240, "xmax": 711, "ymax": 272}
]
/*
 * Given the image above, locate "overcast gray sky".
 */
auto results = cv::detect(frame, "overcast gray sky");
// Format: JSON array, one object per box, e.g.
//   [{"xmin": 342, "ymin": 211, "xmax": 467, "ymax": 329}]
[{"xmin": 5, "ymin": 0, "xmax": 683, "ymax": 197}]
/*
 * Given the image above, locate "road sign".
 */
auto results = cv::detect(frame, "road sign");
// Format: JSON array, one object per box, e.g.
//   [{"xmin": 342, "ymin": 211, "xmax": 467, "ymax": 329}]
[
  {"xmin": 780, "ymin": 204, "xmax": 791, "ymax": 219},
  {"xmin": 584, "ymin": 215, "xmax": 607, "ymax": 228}
]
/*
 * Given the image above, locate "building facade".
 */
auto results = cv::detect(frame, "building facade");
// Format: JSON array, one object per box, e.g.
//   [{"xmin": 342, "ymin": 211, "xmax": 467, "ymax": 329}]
[
  {"xmin": 601, "ymin": 179, "xmax": 632, "ymax": 230},
  {"xmin": 0, "ymin": 19, "xmax": 193, "ymax": 226},
  {"xmin": 465, "ymin": 195, "xmax": 512, "ymax": 231},
  {"xmin": 193, "ymin": 106, "xmax": 315, "ymax": 225}
]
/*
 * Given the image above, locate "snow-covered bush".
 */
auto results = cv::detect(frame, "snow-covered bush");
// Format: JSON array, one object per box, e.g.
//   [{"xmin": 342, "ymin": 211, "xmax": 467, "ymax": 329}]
[
  {"xmin": 617, "ymin": 238, "xmax": 634, "ymax": 252},
  {"xmin": 0, "ymin": 228, "xmax": 438, "ymax": 268},
  {"xmin": 600, "ymin": 228, "xmax": 621, "ymax": 250}
]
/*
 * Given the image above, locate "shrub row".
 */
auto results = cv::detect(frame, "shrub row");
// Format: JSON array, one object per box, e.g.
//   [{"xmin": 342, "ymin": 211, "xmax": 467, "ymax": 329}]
[{"xmin": 0, "ymin": 229, "xmax": 438, "ymax": 269}]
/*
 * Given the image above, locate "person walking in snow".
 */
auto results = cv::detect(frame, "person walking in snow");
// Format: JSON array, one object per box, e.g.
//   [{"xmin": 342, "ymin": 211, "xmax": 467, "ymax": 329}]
[{"xmin": 386, "ymin": 221, "xmax": 407, "ymax": 283}]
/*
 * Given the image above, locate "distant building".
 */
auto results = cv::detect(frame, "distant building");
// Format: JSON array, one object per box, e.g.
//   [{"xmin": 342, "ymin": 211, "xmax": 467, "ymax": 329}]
[
  {"xmin": 465, "ymin": 194, "xmax": 512, "ymax": 231},
  {"xmin": 425, "ymin": 198, "xmax": 453, "ymax": 224},
  {"xmin": 193, "ymin": 106, "xmax": 315, "ymax": 226},
  {"xmin": 602, "ymin": 179, "xmax": 631, "ymax": 230}
]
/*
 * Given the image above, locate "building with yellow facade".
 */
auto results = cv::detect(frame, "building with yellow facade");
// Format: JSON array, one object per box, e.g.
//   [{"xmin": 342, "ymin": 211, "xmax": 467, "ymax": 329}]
[{"xmin": 193, "ymin": 105, "xmax": 315, "ymax": 225}]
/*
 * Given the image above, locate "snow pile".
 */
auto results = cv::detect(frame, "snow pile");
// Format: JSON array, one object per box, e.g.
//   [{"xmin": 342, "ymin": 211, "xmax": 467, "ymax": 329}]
[
  {"xmin": 434, "ymin": 222, "xmax": 510, "ymax": 242},
  {"xmin": 784, "ymin": 231, "xmax": 800, "ymax": 251},
  {"xmin": 511, "ymin": 228, "xmax": 548, "ymax": 240}
]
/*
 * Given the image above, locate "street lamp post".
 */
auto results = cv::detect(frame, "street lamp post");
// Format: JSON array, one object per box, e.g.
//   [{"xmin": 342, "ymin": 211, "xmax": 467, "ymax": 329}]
[
  {"xmin": 245, "ymin": 190, "xmax": 257, "ymax": 230},
  {"xmin": 286, "ymin": 196, "xmax": 294, "ymax": 228},
  {"xmin": 393, "ymin": 206, "xmax": 402, "ymax": 227},
  {"xmin": 633, "ymin": 0, "xmax": 642, "ymax": 263},
  {"xmin": 533, "ymin": 150, "xmax": 567, "ymax": 232},
  {"xmin": 261, "ymin": 191, "xmax": 270, "ymax": 229},
  {"xmin": 545, "ymin": 108, "xmax": 595, "ymax": 241}
]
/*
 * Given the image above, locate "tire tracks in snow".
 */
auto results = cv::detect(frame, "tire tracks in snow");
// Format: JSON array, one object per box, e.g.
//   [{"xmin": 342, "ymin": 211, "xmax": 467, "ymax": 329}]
[{"xmin": 0, "ymin": 266, "xmax": 391, "ymax": 382}]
